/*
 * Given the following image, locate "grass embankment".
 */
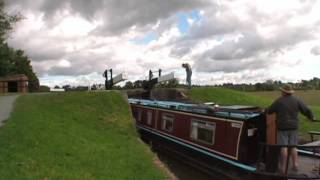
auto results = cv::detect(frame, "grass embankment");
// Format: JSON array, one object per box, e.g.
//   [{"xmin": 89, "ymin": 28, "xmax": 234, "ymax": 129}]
[
  {"xmin": 188, "ymin": 87, "xmax": 320, "ymax": 139},
  {"xmin": 188, "ymin": 87, "xmax": 271, "ymax": 106},
  {"xmin": 0, "ymin": 92, "xmax": 165, "ymax": 179}
]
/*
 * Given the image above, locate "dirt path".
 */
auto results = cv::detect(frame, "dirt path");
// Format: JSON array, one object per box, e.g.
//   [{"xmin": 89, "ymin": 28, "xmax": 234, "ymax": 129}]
[{"xmin": 0, "ymin": 95, "xmax": 19, "ymax": 127}]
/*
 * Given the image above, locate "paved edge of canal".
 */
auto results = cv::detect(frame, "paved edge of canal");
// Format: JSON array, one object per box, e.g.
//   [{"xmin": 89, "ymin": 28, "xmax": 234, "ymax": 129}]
[{"xmin": 0, "ymin": 95, "xmax": 19, "ymax": 127}]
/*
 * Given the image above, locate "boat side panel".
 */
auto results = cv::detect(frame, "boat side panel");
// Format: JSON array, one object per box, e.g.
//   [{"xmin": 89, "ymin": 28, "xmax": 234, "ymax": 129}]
[
  {"xmin": 142, "ymin": 108, "xmax": 156, "ymax": 128},
  {"xmin": 138, "ymin": 125, "xmax": 256, "ymax": 180},
  {"xmin": 132, "ymin": 104, "xmax": 242, "ymax": 159},
  {"xmin": 156, "ymin": 109, "xmax": 241, "ymax": 158}
]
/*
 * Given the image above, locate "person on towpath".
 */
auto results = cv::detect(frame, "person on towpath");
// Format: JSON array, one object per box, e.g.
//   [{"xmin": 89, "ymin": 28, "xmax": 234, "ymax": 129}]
[{"xmin": 267, "ymin": 84, "xmax": 315, "ymax": 173}]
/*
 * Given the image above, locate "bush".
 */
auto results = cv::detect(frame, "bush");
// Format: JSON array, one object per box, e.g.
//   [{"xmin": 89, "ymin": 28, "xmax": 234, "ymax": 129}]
[{"xmin": 38, "ymin": 85, "xmax": 50, "ymax": 92}]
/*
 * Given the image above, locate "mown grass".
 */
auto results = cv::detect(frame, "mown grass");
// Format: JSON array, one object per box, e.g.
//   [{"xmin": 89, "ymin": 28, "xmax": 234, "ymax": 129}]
[
  {"xmin": 0, "ymin": 92, "xmax": 165, "ymax": 179},
  {"xmin": 188, "ymin": 87, "xmax": 271, "ymax": 107},
  {"xmin": 188, "ymin": 87, "xmax": 320, "ymax": 139}
]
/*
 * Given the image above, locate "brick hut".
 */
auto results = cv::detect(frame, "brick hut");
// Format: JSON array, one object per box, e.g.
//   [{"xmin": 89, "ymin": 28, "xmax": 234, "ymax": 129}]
[{"xmin": 0, "ymin": 74, "xmax": 29, "ymax": 93}]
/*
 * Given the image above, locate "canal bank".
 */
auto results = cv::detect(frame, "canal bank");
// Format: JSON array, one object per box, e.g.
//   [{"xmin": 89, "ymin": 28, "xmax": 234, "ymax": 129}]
[
  {"xmin": 0, "ymin": 92, "xmax": 167, "ymax": 179},
  {"xmin": 0, "ymin": 95, "xmax": 19, "ymax": 127},
  {"xmin": 156, "ymin": 150, "xmax": 231, "ymax": 180}
]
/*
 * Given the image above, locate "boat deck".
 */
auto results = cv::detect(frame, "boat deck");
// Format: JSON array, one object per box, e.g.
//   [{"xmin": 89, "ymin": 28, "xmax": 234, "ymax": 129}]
[
  {"xmin": 257, "ymin": 153, "xmax": 320, "ymax": 179},
  {"xmin": 303, "ymin": 140, "xmax": 320, "ymax": 146},
  {"xmin": 287, "ymin": 155, "xmax": 320, "ymax": 178},
  {"xmin": 129, "ymin": 98, "xmax": 262, "ymax": 121},
  {"xmin": 257, "ymin": 141, "xmax": 320, "ymax": 179},
  {"xmin": 294, "ymin": 141, "xmax": 320, "ymax": 178}
]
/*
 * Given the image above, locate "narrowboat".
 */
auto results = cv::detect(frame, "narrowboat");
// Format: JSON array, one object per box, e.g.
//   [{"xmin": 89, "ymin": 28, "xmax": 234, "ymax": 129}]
[{"xmin": 129, "ymin": 98, "xmax": 320, "ymax": 180}]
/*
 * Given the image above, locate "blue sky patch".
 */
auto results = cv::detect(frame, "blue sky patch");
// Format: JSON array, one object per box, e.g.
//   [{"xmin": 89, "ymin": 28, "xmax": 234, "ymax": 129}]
[
  {"xmin": 132, "ymin": 32, "xmax": 158, "ymax": 45},
  {"xmin": 132, "ymin": 11, "xmax": 202, "ymax": 45},
  {"xmin": 177, "ymin": 11, "xmax": 202, "ymax": 35}
]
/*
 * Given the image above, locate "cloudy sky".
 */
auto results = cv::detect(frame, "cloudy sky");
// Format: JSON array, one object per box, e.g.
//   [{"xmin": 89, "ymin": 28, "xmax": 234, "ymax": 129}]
[{"xmin": 4, "ymin": 0, "xmax": 320, "ymax": 87}]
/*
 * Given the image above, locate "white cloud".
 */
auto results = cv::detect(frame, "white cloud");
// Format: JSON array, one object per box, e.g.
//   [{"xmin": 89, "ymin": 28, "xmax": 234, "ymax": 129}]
[
  {"xmin": 58, "ymin": 59, "xmax": 71, "ymax": 68},
  {"xmin": 311, "ymin": 46, "xmax": 320, "ymax": 55},
  {"xmin": 3, "ymin": 0, "xmax": 320, "ymax": 86}
]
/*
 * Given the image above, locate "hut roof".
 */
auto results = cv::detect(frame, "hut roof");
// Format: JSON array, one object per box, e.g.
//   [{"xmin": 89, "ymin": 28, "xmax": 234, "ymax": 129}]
[{"xmin": 0, "ymin": 74, "xmax": 29, "ymax": 82}]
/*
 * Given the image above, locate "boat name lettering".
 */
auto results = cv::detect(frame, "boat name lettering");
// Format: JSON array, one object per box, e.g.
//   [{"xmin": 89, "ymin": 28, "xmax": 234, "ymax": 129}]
[{"xmin": 231, "ymin": 123, "xmax": 241, "ymax": 128}]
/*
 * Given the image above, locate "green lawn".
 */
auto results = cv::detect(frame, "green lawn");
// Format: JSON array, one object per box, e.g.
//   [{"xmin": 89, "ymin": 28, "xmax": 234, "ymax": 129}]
[
  {"xmin": 188, "ymin": 87, "xmax": 320, "ymax": 139},
  {"xmin": 0, "ymin": 92, "xmax": 165, "ymax": 179},
  {"xmin": 188, "ymin": 87, "xmax": 271, "ymax": 106}
]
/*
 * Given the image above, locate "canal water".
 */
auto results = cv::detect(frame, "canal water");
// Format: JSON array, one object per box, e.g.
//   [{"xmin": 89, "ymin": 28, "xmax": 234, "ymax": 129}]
[{"xmin": 157, "ymin": 152, "xmax": 232, "ymax": 180}]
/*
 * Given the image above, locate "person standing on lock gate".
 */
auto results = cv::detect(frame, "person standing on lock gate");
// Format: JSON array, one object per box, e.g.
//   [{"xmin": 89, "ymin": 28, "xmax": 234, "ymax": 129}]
[
  {"xmin": 267, "ymin": 84, "xmax": 315, "ymax": 173},
  {"xmin": 182, "ymin": 63, "xmax": 192, "ymax": 89},
  {"xmin": 103, "ymin": 69, "xmax": 109, "ymax": 89}
]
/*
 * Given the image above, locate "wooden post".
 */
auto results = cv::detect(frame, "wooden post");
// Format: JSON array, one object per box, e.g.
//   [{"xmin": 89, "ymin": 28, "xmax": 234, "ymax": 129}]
[
  {"xmin": 4, "ymin": 82, "xmax": 8, "ymax": 93},
  {"xmin": 266, "ymin": 113, "xmax": 277, "ymax": 144},
  {"xmin": 265, "ymin": 113, "xmax": 279, "ymax": 173},
  {"xmin": 0, "ymin": 82, "xmax": 3, "ymax": 93}
]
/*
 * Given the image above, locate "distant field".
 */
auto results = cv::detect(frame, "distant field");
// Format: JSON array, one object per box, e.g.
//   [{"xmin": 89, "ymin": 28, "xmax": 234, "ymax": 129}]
[
  {"xmin": 188, "ymin": 87, "xmax": 320, "ymax": 139},
  {"xmin": 249, "ymin": 90, "xmax": 320, "ymax": 106},
  {"xmin": 0, "ymin": 92, "xmax": 165, "ymax": 179},
  {"xmin": 250, "ymin": 90, "xmax": 320, "ymax": 139}
]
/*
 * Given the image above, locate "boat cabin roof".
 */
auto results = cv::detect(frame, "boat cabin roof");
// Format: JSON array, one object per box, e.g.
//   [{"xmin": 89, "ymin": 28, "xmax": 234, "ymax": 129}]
[{"xmin": 128, "ymin": 98, "xmax": 263, "ymax": 121}]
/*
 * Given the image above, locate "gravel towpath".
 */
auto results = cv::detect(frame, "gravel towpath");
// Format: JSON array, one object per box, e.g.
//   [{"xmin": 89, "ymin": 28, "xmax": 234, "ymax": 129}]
[{"xmin": 0, "ymin": 95, "xmax": 19, "ymax": 127}]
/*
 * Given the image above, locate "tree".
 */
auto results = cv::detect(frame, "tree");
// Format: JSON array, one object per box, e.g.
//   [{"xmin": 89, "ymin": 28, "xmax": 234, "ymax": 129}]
[
  {"xmin": 0, "ymin": 45, "xmax": 39, "ymax": 91},
  {"xmin": 91, "ymin": 84, "xmax": 97, "ymax": 90},
  {"xmin": 14, "ymin": 49, "xmax": 39, "ymax": 92},
  {"xmin": 0, "ymin": 43, "xmax": 15, "ymax": 76},
  {"xmin": 166, "ymin": 79, "xmax": 179, "ymax": 88},
  {"xmin": 157, "ymin": 79, "xmax": 179, "ymax": 88},
  {"xmin": 124, "ymin": 81, "xmax": 134, "ymax": 89},
  {"xmin": 0, "ymin": 0, "xmax": 21, "ymax": 42},
  {"xmin": 0, "ymin": 2, "xmax": 39, "ymax": 92},
  {"xmin": 39, "ymin": 85, "xmax": 50, "ymax": 92},
  {"xmin": 133, "ymin": 80, "xmax": 143, "ymax": 88},
  {"xmin": 62, "ymin": 84, "xmax": 71, "ymax": 91}
]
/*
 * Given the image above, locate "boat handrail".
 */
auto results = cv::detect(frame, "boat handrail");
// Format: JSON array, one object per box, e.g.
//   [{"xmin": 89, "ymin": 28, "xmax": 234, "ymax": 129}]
[{"xmin": 259, "ymin": 143, "xmax": 320, "ymax": 149}]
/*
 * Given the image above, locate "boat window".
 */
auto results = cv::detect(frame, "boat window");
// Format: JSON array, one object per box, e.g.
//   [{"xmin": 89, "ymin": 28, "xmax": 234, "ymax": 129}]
[
  {"xmin": 147, "ymin": 111, "xmax": 152, "ymax": 125},
  {"xmin": 190, "ymin": 120, "xmax": 216, "ymax": 145},
  {"xmin": 137, "ymin": 109, "xmax": 142, "ymax": 122},
  {"xmin": 161, "ymin": 114, "xmax": 174, "ymax": 132}
]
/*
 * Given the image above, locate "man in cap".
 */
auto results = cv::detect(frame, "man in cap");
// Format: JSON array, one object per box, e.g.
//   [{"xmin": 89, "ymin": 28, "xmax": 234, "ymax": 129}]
[
  {"xmin": 182, "ymin": 63, "xmax": 192, "ymax": 89},
  {"xmin": 268, "ymin": 84, "xmax": 315, "ymax": 173}
]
